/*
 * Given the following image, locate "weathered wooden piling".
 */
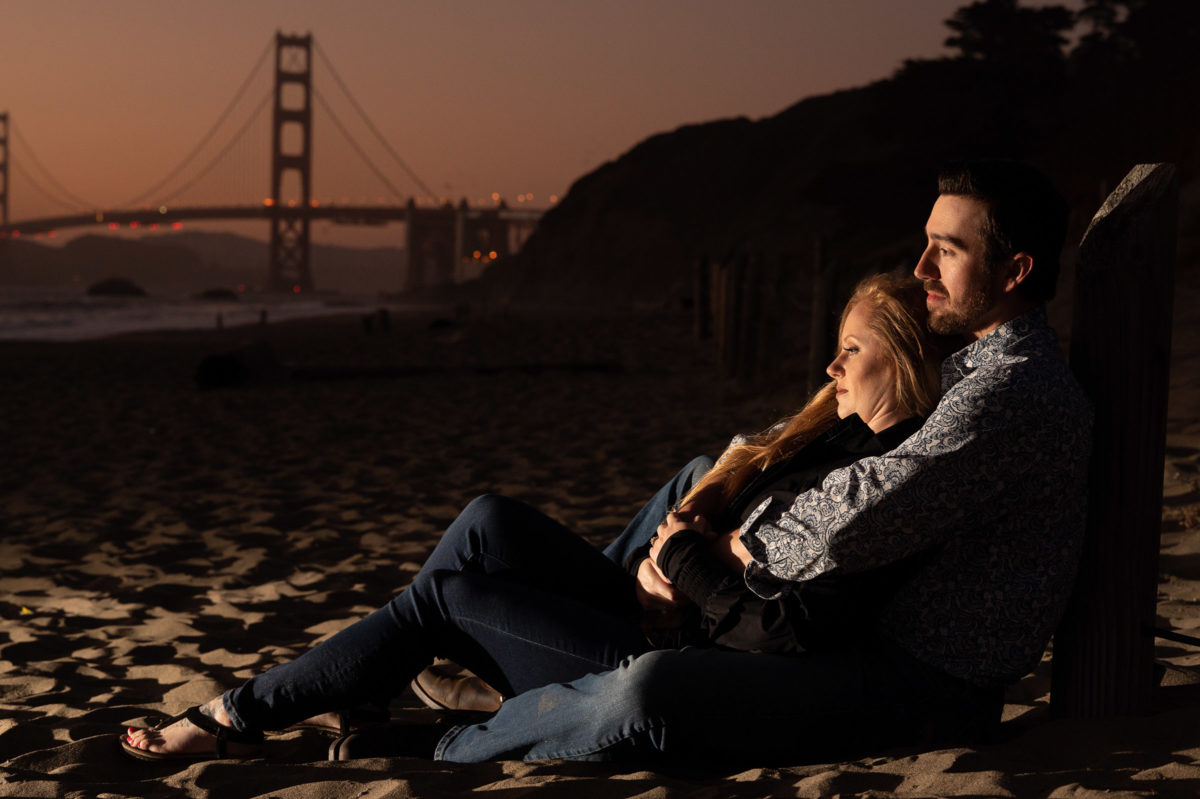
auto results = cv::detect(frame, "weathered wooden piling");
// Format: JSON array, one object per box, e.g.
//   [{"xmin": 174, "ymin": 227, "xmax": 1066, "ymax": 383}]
[
  {"xmin": 1051, "ymin": 163, "xmax": 1178, "ymax": 717},
  {"xmin": 807, "ymin": 236, "xmax": 838, "ymax": 395}
]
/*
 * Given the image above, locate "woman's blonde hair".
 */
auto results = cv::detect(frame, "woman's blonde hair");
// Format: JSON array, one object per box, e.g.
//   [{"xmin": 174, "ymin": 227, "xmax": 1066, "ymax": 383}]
[{"xmin": 681, "ymin": 271, "xmax": 949, "ymax": 510}]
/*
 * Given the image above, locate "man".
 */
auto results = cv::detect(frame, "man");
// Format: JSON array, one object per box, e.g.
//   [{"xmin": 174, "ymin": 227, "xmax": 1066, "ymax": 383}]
[{"xmin": 375, "ymin": 161, "xmax": 1094, "ymax": 764}]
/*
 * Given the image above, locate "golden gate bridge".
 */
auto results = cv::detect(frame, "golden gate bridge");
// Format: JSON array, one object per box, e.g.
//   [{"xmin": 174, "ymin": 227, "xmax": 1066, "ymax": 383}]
[{"xmin": 0, "ymin": 33, "xmax": 544, "ymax": 293}]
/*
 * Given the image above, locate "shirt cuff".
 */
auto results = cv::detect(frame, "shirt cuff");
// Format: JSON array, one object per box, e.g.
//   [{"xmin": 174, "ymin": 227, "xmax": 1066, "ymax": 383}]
[{"xmin": 655, "ymin": 530, "xmax": 729, "ymax": 605}]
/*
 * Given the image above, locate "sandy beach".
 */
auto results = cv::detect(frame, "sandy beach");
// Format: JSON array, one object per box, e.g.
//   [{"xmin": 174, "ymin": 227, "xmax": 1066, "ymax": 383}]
[{"xmin": 2, "ymin": 283, "xmax": 1198, "ymax": 798}]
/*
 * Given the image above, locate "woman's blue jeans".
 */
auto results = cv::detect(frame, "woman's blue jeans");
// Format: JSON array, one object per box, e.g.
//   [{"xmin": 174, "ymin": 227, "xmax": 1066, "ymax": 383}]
[
  {"xmin": 222, "ymin": 456, "xmax": 716, "ymax": 732},
  {"xmin": 223, "ymin": 494, "xmax": 653, "ymax": 733}
]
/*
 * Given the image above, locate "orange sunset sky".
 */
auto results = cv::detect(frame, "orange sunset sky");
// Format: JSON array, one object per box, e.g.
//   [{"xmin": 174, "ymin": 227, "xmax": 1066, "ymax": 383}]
[{"xmin": 2, "ymin": 1, "xmax": 1075, "ymax": 247}]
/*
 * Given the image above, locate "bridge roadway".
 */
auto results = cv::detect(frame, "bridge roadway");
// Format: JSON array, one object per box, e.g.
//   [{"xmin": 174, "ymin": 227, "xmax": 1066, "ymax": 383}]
[{"xmin": 0, "ymin": 204, "xmax": 545, "ymax": 237}]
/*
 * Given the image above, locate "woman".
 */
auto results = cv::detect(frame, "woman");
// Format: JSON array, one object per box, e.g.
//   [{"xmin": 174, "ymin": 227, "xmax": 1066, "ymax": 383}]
[{"xmin": 121, "ymin": 272, "xmax": 953, "ymax": 762}]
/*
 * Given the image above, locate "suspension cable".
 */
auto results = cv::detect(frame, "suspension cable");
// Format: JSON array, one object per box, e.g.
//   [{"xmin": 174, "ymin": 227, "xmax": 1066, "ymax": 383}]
[
  {"xmin": 312, "ymin": 40, "xmax": 437, "ymax": 201},
  {"xmin": 10, "ymin": 123, "xmax": 99, "ymax": 209},
  {"xmin": 313, "ymin": 88, "xmax": 410, "ymax": 204},
  {"xmin": 11, "ymin": 161, "xmax": 86, "ymax": 214},
  {"xmin": 119, "ymin": 36, "xmax": 275, "ymax": 208},
  {"xmin": 157, "ymin": 89, "xmax": 273, "ymax": 206}
]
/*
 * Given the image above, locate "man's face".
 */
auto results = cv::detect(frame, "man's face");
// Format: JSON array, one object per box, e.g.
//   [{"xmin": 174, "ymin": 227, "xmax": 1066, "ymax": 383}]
[{"xmin": 914, "ymin": 194, "xmax": 1002, "ymax": 338}]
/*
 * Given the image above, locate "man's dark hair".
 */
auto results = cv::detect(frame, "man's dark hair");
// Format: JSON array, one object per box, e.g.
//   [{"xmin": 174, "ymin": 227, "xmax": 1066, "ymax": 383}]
[{"xmin": 937, "ymin": 160, "xmax": 1069, "ymax": 302}]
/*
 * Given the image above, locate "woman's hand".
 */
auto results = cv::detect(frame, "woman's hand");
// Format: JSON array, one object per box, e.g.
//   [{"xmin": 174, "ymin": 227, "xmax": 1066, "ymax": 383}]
[
  {"xmin": 634, "ymin": 557, "xmax": 687, "ymax": 629},
  {"xmin": 648, "ymin": 510, "xmax": 712, "ymax": 564}
]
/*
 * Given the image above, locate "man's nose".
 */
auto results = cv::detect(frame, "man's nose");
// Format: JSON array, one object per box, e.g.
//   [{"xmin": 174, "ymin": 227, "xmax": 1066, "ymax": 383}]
[{"xmin": 914, "ymin": 248, "xmax": 937, "ymax": 280}]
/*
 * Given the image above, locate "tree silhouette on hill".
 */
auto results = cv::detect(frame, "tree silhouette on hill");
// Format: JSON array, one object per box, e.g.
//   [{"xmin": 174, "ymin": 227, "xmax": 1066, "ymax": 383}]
[{"xmin": 944, "ymin": 0, "xmax": 1075, "ymax": 70}]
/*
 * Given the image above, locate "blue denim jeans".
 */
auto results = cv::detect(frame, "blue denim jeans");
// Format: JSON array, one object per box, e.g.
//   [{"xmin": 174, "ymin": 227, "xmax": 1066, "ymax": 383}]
[
  {"xmin": 436, "ymin": 635, "xmax": 1002, "ymax": 764},
  {"xmin": 602, "ymin": 455, "xmax": 716, "ymax": 566},
  {"xmin": 223, "ymin": 494, "xmax": 652, "ymax": 732}
]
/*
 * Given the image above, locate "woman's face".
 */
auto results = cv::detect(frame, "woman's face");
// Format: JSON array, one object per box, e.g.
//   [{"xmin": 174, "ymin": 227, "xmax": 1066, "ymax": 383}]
[{"xmin": 826, "ymin": 302, "xmax": 905, "ymax": 432}]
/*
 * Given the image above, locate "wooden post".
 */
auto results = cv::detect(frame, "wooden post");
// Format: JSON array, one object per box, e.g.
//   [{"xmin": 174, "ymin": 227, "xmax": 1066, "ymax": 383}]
[
  {"xmin": 714, "ymin": 258, "xmax": 737, "ymax": 378},
  {"xmin": 808, "ymin": 236, "xmax": 837, "ymax": 395},
  {"xmin": 753, "ymin": 252, "xmax": 781, "ymax": 386},
  {"xmin": 737, "ymin": 251, "xmax": 764, "ymax": 383},
  {"xmin": 694, "ymin": 255, "xmax": 712, "ymax": 341},
  {"xmin": 1051, "ymin": 164, "xmax": 1178, "ymax": 717}
]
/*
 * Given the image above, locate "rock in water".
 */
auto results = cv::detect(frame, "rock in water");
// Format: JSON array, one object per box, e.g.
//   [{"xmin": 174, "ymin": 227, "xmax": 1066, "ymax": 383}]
[{"xmin": 86, "ymin": 277, "xmax": 147, "ymax": 297}]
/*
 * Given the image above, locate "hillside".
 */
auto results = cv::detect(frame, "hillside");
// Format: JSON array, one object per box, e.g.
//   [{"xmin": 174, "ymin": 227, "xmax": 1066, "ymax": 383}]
[{"xmin": 467, "ymin": 0, "xmax": 1200, "ymax": 310}]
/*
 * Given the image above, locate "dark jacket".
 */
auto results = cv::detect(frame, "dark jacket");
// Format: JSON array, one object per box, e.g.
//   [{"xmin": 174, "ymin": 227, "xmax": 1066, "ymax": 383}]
[{"xmin": 628, "ymin": 414, "xmax": 924, "ymax": 654}]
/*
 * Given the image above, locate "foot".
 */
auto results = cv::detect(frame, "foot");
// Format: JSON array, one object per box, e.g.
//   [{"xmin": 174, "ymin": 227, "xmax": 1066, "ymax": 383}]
[
  {"xmin": 411, "ymin": 663, "xmax": 503, "ymax": 714},
  {"xmin": 124, "ymin": 697, "xmax": 261, "ymax": 758}
]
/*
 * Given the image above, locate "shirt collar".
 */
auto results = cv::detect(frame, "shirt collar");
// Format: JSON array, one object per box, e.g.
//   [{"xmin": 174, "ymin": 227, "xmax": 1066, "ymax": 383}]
[{"xmin": 942, "ymin": 305, "xmax": 1050, "ymax": 390}]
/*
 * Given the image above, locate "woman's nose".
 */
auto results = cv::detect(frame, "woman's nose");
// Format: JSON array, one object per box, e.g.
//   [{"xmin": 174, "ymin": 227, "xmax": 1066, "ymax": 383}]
[{"xmin": 826, "ymin": 355, "xmax": 843, "ymax": 378}]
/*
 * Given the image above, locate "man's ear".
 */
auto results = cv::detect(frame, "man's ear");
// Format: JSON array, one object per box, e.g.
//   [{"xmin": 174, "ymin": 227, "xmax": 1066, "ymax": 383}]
[{"xmin": 1002, "ymin": 253, "xmax": 1034, "ymax": 293}]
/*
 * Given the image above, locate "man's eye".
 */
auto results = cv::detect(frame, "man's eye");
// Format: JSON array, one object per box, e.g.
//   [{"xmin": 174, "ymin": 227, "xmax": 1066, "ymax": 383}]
[{"xmin": 939, "ymin": 247, "xmax": 952, "ymax": 256}]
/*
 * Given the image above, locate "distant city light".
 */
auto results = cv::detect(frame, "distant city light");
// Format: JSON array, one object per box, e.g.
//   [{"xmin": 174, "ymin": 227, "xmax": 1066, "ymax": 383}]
[
  {"xmin": 491, "ymin": 192, "xmax": 500, "ymax": 202},
  {"xmin": 292, "ymin": 284, "xmax": 302, "ymax": 294},
  {"xmin": 171, "ymin": 222, "xmax": 182, "ymax": 230},
  {"xmin": 109, "ymin": 222, "xmax": 120, "ymax": 230},
  {"xmin": 129, "ymin": 221, "xmax": 140, "ymax": 229},
  {"xmin": 264, "ymin": 198, "xmax": 276, "ymax": 207},
  {"xmin": 159, "ymin": 206, "xmax": 168, "ymax": 214}
]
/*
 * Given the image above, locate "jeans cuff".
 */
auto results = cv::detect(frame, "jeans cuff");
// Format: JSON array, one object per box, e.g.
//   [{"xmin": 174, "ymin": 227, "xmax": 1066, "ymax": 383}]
[
  {"xmin": 220, "ymin": 690, "xmax": 252, "ymax": 734},
  {"xmin": 432, "ymin": 722, "xmax": 471, "ymax": 761}
]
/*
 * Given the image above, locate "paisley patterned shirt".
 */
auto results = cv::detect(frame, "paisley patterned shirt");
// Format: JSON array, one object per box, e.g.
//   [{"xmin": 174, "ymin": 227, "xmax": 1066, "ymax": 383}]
[{"xmin": 740, "ymin": 307, "xmax": 1092, "ymax": 687}]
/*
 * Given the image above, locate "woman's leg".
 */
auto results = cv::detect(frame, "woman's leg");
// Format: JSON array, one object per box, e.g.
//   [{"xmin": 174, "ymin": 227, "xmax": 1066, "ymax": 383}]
[
  {"xmin": 602, "ymin": 455, "xmax": 715, "ymax": 566},
  {"xmin": 129, "ymin": 494, "xmax": 647, "ymax": 755},
  {"xmin": 221, "ymin": 494, "xmax": 643, "ymax": 733}
]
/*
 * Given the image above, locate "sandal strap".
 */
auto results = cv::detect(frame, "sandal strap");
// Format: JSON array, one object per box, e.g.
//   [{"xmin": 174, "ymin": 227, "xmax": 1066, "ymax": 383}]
[{"xmin": 182, "ymin": 706, "xmax": 263, "ymax": 757}]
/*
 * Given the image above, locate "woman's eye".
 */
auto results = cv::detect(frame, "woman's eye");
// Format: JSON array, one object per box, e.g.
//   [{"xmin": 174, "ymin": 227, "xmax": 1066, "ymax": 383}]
[{"xmin": 842, "ymin": 346, "xmax": 859, "ymax": 354}]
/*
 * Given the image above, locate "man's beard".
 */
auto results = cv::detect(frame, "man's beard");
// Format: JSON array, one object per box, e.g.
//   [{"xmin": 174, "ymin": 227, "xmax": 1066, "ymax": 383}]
[{"xmin": 924, "ymin": 279, "xmax": 996, "ymax": 335}]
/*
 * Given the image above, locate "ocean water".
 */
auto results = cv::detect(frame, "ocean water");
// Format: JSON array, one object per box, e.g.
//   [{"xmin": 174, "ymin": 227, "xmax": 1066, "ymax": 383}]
[{"xmin": 0, "ymin": 286, "xmax": 400, "ymax": 342}]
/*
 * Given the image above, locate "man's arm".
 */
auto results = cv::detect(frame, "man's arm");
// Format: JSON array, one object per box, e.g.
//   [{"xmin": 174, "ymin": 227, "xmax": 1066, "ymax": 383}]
[{"xmin": 739, "ymin": 371, "xmax": 1047, "ymax": 597}]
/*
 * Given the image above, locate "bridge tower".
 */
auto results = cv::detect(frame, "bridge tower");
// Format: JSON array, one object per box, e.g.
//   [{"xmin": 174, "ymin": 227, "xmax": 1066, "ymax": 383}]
[
  {"xmin": 0, "ymin": 112, "xmax": 9, "ymax": 225},
  {"xmin": 268, "ymin": 33, "xmax": 314, "ymax": 292}
]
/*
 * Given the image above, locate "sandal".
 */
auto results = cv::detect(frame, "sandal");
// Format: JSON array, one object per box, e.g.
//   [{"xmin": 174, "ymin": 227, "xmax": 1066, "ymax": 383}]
[{"xmin": 120, "ymin": 705, "xmax": 264, "ymax": 762}]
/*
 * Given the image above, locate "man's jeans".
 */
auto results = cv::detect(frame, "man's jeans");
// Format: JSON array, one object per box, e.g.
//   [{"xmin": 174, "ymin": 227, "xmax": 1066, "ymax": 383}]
[
  {"xmin": 436, "ymin": 632, "xmax": 1001, "ymax": 763},
  {"xmin": 223, "ymin": 494, "xmax": 652, "ymax": 732}
]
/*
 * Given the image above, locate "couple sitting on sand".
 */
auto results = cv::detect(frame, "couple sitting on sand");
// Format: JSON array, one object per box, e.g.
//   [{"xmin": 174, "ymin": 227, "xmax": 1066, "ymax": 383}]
[{"xmin": 122, "ymin": 160, "xmax": 1092, "ymax": 766}]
